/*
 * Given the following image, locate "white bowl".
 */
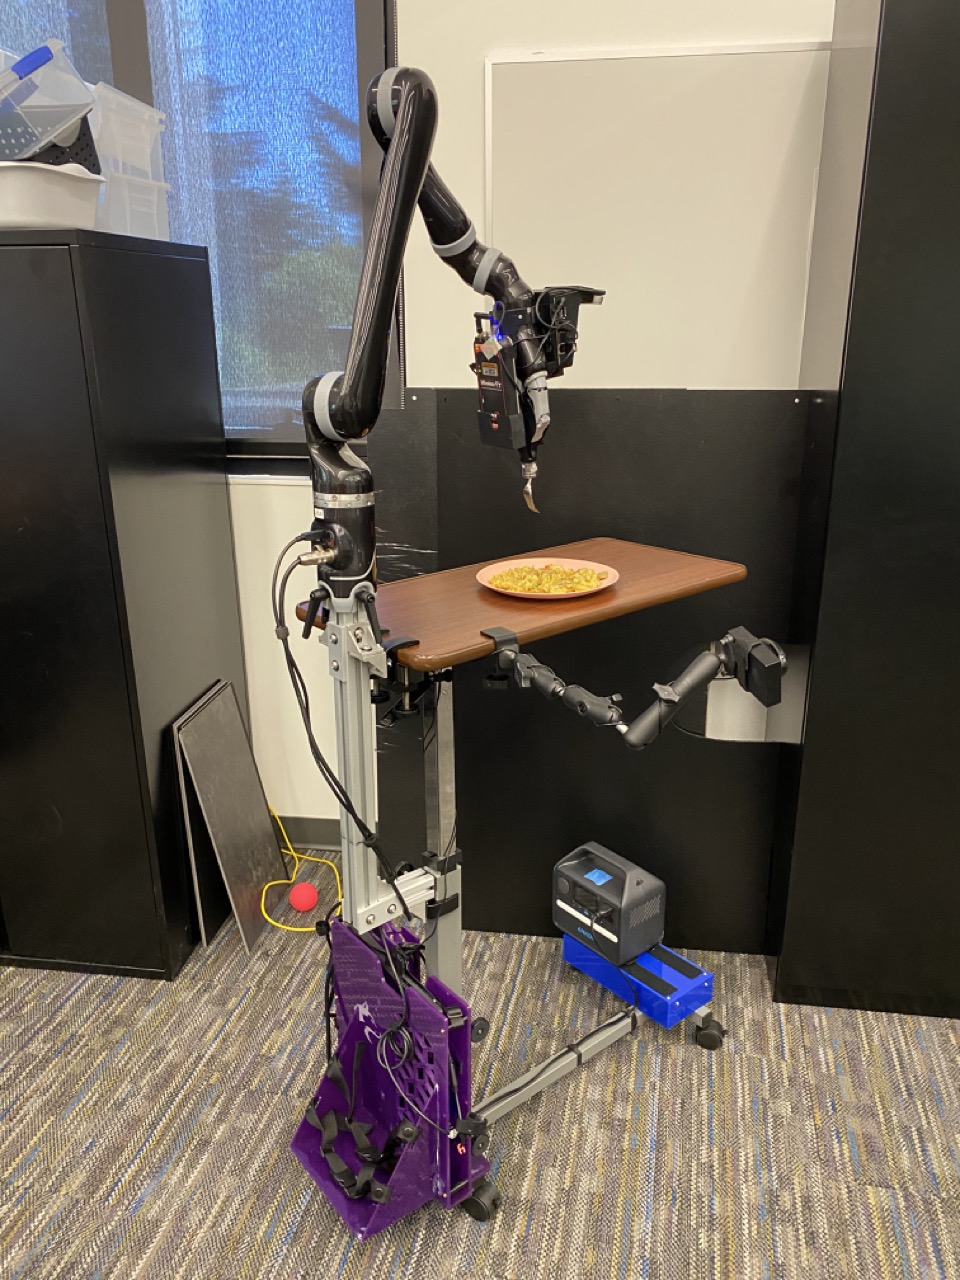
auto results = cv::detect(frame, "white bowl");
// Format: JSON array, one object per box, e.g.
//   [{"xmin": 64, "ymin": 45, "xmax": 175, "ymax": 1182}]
[{"xmin": 0, "ymin": 160, "xmax": 104, "ymax": 230}]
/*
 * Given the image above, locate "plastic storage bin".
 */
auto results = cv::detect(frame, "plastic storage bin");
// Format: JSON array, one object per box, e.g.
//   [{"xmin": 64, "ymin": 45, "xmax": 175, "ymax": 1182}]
[
  {"xmin": 0, "ymin": 41, "xmax": 93, "ymax": 161},
  {"xmin": 0, "ymin": 159, "xmax": 103, "ymax": 229},
  {"xmin": 96, "ymin": 172, "xmax": 170, "ymax": 240},
  {"xmin": 89, "ymin": 82, "xmax": 165, "ymax": 182}
]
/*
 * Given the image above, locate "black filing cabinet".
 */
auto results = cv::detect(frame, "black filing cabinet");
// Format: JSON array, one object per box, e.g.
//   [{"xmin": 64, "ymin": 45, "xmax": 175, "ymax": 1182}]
[{"xmin": 0, "ymin": 229, "xmax": 246, "ymax": 978}]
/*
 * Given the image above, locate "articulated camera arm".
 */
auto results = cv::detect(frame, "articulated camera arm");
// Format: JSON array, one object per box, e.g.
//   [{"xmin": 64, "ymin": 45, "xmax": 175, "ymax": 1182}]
[{"xmin": 482, "ymin": 627, "xmax": 787, "ymax": 749}]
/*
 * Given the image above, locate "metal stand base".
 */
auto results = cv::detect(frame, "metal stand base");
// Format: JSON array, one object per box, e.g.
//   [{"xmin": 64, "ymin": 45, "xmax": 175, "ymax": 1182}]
[
  {"xmin": 476, "ymin": 1005, "xmax": 642, "ymax": 1125},
  {"xmin": 478, "ymin": 967, "xmax": 716, "ymax": 1131},
  {"xmin": 318, "ymin": 586, "xmax": 725, "ymax": 1223}
]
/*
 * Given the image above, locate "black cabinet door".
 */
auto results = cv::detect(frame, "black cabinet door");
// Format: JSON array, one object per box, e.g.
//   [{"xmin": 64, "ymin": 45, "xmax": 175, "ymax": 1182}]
[{"xmin": 0, "ymin": 246, "xmax": 163, "ymax": 970}]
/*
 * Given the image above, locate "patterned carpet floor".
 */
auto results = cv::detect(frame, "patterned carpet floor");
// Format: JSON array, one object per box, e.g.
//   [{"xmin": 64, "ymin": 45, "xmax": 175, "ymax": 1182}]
[{"xmin": 2, "ymin": 901, "xmax": 959, "ymax": 1280}]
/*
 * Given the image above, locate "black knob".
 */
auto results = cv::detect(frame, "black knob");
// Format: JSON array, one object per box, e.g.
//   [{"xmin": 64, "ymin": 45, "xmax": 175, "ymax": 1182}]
[{"xmin": 471, "ymin": 1016, "xmax": 490, "ymax": 1044}]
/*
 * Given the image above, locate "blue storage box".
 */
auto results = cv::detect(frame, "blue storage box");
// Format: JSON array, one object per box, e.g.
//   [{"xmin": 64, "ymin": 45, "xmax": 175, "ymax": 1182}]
[{"xmin": 562, "ymin": 933, "xmax": 714, "ymax": 1028}]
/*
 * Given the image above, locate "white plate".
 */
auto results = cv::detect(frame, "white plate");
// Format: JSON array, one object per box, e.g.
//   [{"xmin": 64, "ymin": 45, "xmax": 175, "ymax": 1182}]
[{"xmin": 476, "ymin": 556, "xmax": 619, "ymax": 601}]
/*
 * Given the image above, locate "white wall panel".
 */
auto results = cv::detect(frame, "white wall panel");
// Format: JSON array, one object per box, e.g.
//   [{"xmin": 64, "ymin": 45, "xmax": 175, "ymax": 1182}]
[
  {"xmin": 397, "ymin": 0, "xmax": 835, "ymax": 387},
  {"xmin": 228, "ymin": 476, "xmax": 338, "ymax": 819},
  {"xmin": 489, "ymin": 49, "xmax": 829, "ymax": 389}
]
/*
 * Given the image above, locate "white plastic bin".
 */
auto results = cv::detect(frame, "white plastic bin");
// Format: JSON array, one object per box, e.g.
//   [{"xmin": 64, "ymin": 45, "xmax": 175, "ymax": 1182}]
[
  {"xmin": 0, "ymin": 160, "xmax": 103, "ymax": 229},
  {"xmin": 89, "ymin": 82, "xmax": 165, "ymax": 182},
  {"xmin": 96, "ymin": 172, "xmax": 170, "ymax": 240},
  {"xmin": 0, "ymin": 41, "xmax": 93, "ymax": 161}
]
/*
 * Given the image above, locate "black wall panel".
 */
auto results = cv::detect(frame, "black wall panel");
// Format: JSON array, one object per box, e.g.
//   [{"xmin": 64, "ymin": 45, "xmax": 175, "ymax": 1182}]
[
  {"xmin": 775, "ymin": 0, "xmax": 960, "ymax": 1014},
  {"xmin": 432, "ymin": 388, "xmax": 811, "ymax": 950}
]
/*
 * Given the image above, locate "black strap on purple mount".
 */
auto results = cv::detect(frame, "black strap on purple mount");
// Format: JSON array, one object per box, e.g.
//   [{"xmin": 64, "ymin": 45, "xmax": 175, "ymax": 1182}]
[{"xmin": 304, "ymin": 1039, "xmax": 419, "ymax": 1203}]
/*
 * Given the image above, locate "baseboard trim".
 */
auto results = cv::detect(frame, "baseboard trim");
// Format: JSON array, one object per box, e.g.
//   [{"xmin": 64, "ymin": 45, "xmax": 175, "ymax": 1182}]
[
  {"xmin": 773, "ymin": 980, "xmax": 960, "ymax": 1019},
  {"xmin": 0, "ymin": 952, "xmax": 169, "ymax": 981}
]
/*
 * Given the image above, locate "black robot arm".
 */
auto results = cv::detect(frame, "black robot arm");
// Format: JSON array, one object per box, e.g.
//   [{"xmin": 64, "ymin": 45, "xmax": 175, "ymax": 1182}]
[
  {"xmin": 303, "ymin": 67, "xmax": 603, "ymax": 562},
  {"xmin": 303, "ymin": 69, "xmax": 437, "ymax": 447},
  {"xmin": 367, "ymin": 68, "xmax": 603, "ymax": 511},
  {"xmin": 301, "ymin": 69, "xmax": 438, "ymax": 598}
]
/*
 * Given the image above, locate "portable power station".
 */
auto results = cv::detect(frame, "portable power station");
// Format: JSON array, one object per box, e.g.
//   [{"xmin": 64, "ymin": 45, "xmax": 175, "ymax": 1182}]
[{"xmin": 553, "ymin": 842, "xmax": 666, "ymax": 965}]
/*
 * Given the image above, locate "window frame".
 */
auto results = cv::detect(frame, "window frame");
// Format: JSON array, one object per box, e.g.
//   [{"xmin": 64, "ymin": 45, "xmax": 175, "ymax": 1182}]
[{"xmin": 102, "ymin": 0, "xmax": 398, "ymax": 465}]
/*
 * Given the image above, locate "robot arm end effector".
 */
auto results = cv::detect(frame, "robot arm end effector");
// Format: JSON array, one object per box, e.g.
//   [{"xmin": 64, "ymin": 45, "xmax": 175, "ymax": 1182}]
[
  {"xmin": 470, "ymin": 286, "xmax": 604, "ymax": 512},
  {"xmin": 619, "ymin": 630, "xmax": 786, "ymax": 749}
]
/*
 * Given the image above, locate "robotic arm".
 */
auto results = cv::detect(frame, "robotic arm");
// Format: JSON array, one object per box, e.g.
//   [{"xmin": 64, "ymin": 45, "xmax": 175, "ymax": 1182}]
[
  {"xmin": 303, "ymin": 68, "xmax": 603, "ymax": 601},
  {"xmin": 367, "ymin": 69, "xmax": 602, "ymax": 513},
  {"xmin": 482, "ymin": 626, "xmax": 787, "ymax": 746}
]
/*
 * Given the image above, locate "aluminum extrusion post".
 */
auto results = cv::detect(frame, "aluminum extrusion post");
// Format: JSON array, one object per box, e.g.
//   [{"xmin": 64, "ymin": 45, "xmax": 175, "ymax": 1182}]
[
  {"xmin": 325, "ymin": 593, "xmax": 382, "ymax": 926},
  {"xmin": 422, "ymin": 676, "xmax": 463, "ymax": 994},
  {"xmin": 320, "ymin": 587, "xmax": 436, "ymax": 934}
]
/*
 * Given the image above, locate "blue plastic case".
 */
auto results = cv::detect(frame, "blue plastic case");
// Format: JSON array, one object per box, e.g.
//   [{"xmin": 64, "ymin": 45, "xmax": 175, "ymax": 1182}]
[{"xmin": 562, "ymin": 933, "xmax": 714, "ymax": 1029}]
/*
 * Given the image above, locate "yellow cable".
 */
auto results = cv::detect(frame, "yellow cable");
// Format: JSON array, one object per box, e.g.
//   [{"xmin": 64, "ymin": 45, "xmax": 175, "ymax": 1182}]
[
  {"xmin": 260, "ymin": 804, "xmax": 342, "ymax": 933},
  {"xmin": 272, "ymin": 807, "xmax": 343, "ymax": 904}
]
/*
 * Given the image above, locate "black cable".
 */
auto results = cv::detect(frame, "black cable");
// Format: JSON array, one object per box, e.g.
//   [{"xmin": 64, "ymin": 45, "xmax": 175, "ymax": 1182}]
[
  {"xmin": 348, "ymin": 1035, "xmax": 362, "ymax": 1123},
  {"xmin": 271, "ymin": 532, "xmax": 319, "ymax": 627},
  {"xmin": 323, "ymin": 963, "xmax": 336, "ymax": 1062},
  {"xmin": 373, "ymin": 930, "xmax": 455, "ymax": 1138},
  {"xmin": 535, "ymin": 289, "xmax": 579, "ymax": 340},
  {"xmin": 376, "ymin": 1024, "xmax": 452, "ymax": 1137},
  {"xmin": 449, "ymin": 1057, "xmax": 462, "ymax": 1122},
  {"xmin": 274, "ymin": 540, "xmax": 399, "ymax": 900},
  {"xmin": 534, "ymin": 290, "xmax": 579, "ymax": 364},
  {"xmin": 271, "ymin": 544, "xmax": 414, "ymax": 919},
  {"xmin": 497, "ymin": 346, "xmax": 528, "ymax": 403}
]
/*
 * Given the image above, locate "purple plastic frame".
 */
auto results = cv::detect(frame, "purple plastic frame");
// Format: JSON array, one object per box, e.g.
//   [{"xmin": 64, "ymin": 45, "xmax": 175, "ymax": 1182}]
[{"xmin": 291, "ymin": 919, "xmax": 489, "ymax": 1239}]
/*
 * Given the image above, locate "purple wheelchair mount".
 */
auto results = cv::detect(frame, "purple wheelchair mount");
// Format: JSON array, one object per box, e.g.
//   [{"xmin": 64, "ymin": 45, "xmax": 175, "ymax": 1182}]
[{"xmin": 291, "ymin": 918, "xmax": 489, "ymax": 1239}]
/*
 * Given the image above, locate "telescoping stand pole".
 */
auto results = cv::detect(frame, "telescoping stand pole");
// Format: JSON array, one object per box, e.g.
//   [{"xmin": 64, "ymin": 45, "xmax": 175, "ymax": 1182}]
[
  {"xmin": 313, "ymin": 580, "xmax": 464, "ymax": 996},
  {"xmin": 476, "ymin": 1005, "xmax": 717, "ymax": 1126},
  {"xmin": 318, "ymin": 584, "xmax": 436, "ymax": 935},
  {"xmin": 420, "ymin": 675, "xmax": 464, "ymax": 995}
]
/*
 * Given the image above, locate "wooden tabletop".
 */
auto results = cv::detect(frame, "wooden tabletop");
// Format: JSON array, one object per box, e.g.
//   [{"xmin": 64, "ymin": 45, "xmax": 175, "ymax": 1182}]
[{"xmin": 298, "ymin": 537, "xmax": 745, "ymax": 673}]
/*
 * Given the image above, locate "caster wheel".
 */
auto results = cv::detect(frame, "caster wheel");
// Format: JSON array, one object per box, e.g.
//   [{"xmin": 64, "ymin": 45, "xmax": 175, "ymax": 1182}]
[
  {"xmin": 695, "ymin": 1017, "xmax": 726, "ymax": 1051},
  {"xmin": 461, "ymin": 1178, "xmax": 502, "ymax": 1222},
  {"xmin": 471, "ymin": 1017, "xmax": 490, "ymax": 1044}
]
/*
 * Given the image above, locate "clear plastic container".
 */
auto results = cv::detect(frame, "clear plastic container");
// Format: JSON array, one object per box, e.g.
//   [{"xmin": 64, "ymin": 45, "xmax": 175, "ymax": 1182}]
[
  {"xmin": 96, "ymin": 172, "xmax": 170, "ymax": 240},
  {"xmin": 0, "ymin": 159, "xmax": 103, "ymax": 229},
  {"xmin": 89, "ymin": 82, "xmax": 165, "ymax": 183},
  {"xmin": 0, "ymin": 49, "xmax": 16, "ymax": 73},
  {"xmin": 0, "ymin": 41, "xmax": 93, "ymax": 161}
]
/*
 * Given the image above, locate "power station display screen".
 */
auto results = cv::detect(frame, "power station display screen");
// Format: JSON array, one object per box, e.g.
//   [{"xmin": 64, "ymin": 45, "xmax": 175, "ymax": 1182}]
[{"xmin": 584, "ymin": 867, "xmax": 613, "ymax": 886}]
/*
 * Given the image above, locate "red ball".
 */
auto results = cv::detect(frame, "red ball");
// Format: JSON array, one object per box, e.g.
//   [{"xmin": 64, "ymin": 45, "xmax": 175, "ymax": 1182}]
[{"xmin": 289, "ymin": 881, "xmax": 319, "ymax": 913}]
